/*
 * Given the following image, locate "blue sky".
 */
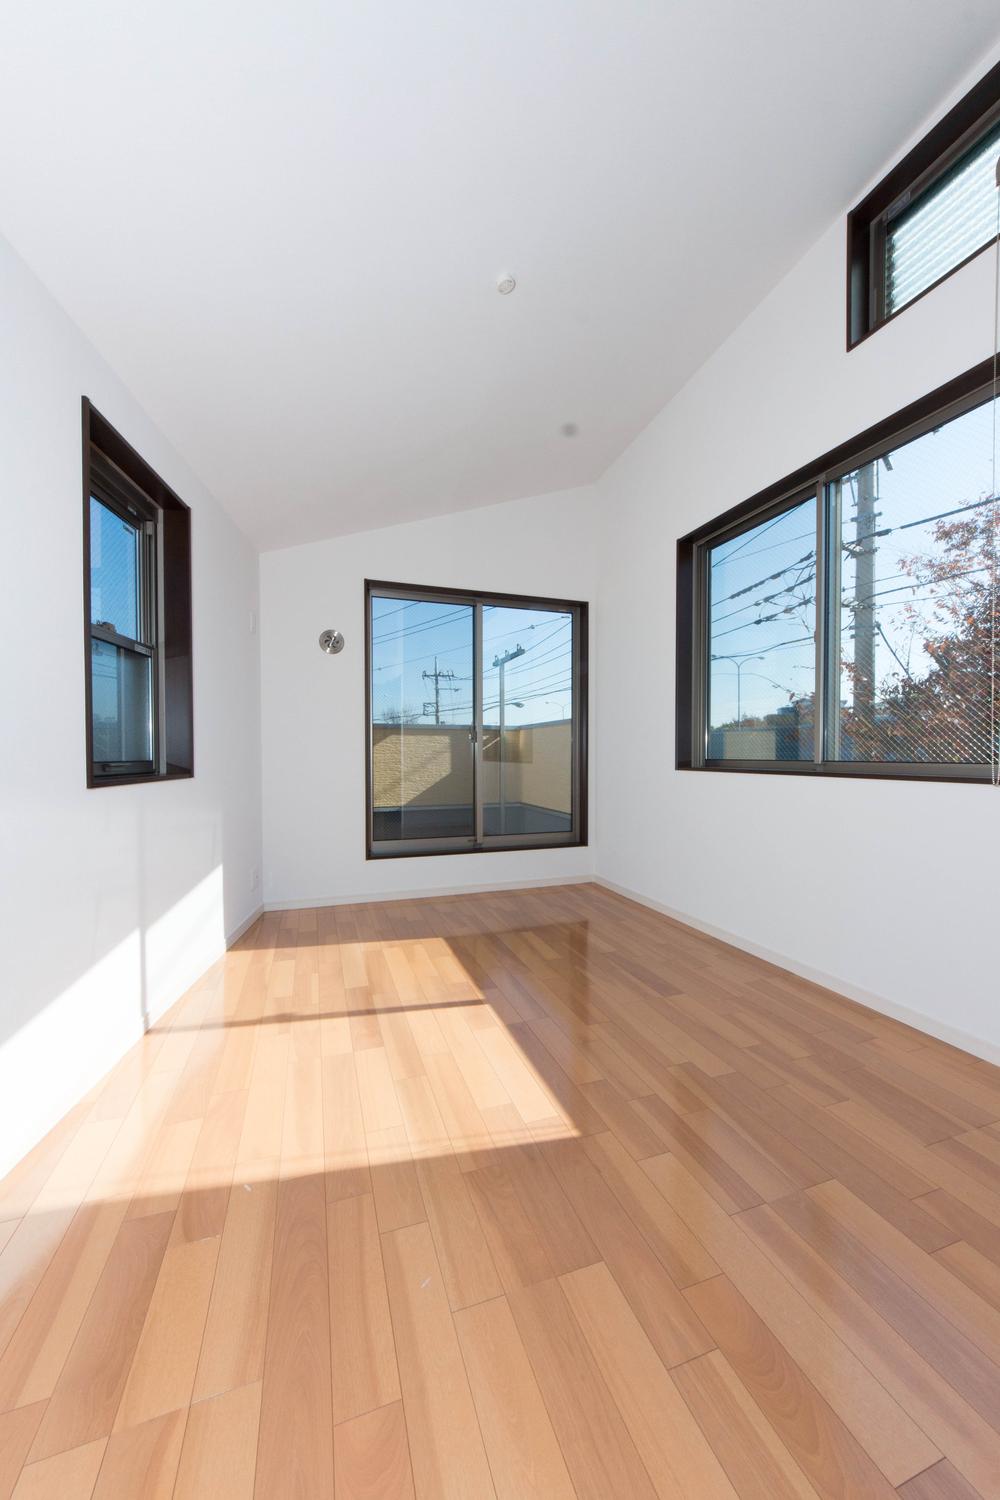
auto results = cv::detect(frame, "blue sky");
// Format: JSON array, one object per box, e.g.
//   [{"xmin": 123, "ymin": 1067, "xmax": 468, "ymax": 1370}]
[{"xmin": 371, "ymin": 597, "xmax": 574, "ymax": 727}]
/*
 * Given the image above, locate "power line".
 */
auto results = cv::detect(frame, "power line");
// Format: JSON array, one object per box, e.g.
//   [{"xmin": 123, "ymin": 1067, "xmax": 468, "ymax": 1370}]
[
  {"xmin": 714, "ymin": 562, "xmax": 990, "ymax": 639},
  {"xmin": 370, "ymin": 599, "xmax": 422, "ymax": 623},
  {"xmin": 501, "ymin": 640, "xmax": 573, "ymax": 679},
  {"xmin": 372, "ymin": 606, "xmax": 471, "ymax": 645},
  {"xmin": 373, "ymin": 613, "xmax": 569, "ymax": 673},
  {"xmin": 486, "ymin": 618, "xmax": 570, "ymax": 665},
  {"xmin": 711, "ymin": 510, "xmax": 805, "ymax": 567},
  {"xmin": 708, "ymin": 499, "xmax": 993, "ymax": 648},
  {"xmin": 447, "ymin": 677, "xmax": 574, "ymax": 718},
  {"xmin": 711, "ymin": 491, "xmax": 997, "ymax": 610},
  {"xmin": 711, "ymin": 573, "xmax": 817, "ymax": 625},
  {"xmin": 711, "ymin": 553, "xmax": 817, "ymax": 610}
]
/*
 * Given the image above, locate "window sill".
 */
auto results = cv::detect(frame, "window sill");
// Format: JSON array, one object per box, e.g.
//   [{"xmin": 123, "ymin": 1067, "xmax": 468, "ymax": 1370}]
[
  {"xmin": 88, "ymin": 766, "xmax": 194, "ymax": 790},
  {"xmin": 367, "ymin": 837, "xmax": 587, "ymax": 860},
  {"xmin": 679, "ymin": 762, "xmax": 990, "ymax": 786}
]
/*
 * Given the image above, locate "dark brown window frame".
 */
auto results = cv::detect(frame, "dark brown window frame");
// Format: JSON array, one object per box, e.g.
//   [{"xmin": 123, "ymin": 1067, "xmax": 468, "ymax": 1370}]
[
  {"xmin": 83, "ymin": 399, "xmax": 193, "ymax": 788},
  {"xmin": 847, "ymin": 59, "xmax": 1000, "ymax": 348},
  {"xmin": 676, "ymin": 356, "xmax": 996, "ymax": 784},
  {"xmin": 365, "ymin": 579, "xmax": 588, "ymax": 858}
]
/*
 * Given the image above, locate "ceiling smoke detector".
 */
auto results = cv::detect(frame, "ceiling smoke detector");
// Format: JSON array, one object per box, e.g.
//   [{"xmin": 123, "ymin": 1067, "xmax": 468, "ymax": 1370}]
[{"xmin": 496, "ymin": 274, "xmax": 516, "ymax": 295}]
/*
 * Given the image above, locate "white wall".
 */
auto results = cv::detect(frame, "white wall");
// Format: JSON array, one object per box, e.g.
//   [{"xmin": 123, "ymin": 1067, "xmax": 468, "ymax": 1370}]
[
  {"xmin": 0, "ymin": 234, "xmax": 262, "ymax": 1179},
  {"xmin": 595, "ymin": 62, "xmax": 1000, "ymax": 1056},
  {"xmin": 260, "ymin": 487, "xmax": 597, "ymax": 906}
]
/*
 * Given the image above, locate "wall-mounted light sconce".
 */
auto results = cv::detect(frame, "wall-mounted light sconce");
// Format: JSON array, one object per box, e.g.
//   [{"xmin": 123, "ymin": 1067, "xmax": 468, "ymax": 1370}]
[{"xmin": 318, "ymin": 629, "xmax": 345, "ymax": 654}]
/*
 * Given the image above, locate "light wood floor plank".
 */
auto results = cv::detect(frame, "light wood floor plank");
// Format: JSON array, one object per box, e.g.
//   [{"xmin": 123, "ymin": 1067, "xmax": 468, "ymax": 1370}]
[
  {"xmin": 643, "ymin": 1153, "xmax": 940, "ymax": 1486},
  {"xmin": 192, "ymin": 1173, "xmax": 276, "ymax": 1403},
  {"xmin": 173, "ymin": 1382, "xmax": 261, "ymax": 1500},
  {"xmin": 898, "ymin": 1458, "xmax": 986, "ymax": 1499},
  {"xmin": 11, "ymin": 1438, "xmax": 106, "ymax": 1500},
  {"xmin": 455, "ymin": 1295, "xmax": 576, "ymax": 1500},
  {"xmin": 329, "ymin": 1194, "xmax": 400, "ymax": 1423},
  {"xmin": 508, "ymin": 1275, "xmax": 658, "ymax": 1500},
  {"xmin": 685, "ymin": 1274, "xmax": 900, "ymax": 1499},
  {"xmin": 807, "ymin": 1179, "xmax": 1000, "ymax": 1369},
  {"xmin": 29, "ymin": 1212, "xmax": 173, "ymax": 1462},
  {"xmin": 91, "ymin": 1410, "xmax": 185, "ymax": 1499},
  {"xmin": 396, "ymin": 1075, "xmax": 502, "ymax": 1310},
  {"xmin": 254, "ymin": 1173, "xmax": 334, "ymax": 1499},
  {"xmin": 381, "ymin": 1221, "xmax": 495, "ymax": 1500},
  {"xmin": 334, "ymin": 1402, "xmax": 416, "ymax": 1500},
  {"xmin": 113, "ymin": 1234, "xmax": 219, "ymax": 1431},
  {"xmin": 581, "ymin": 1131, "xmax": 720, "ymax": 1288},
  {"xmin": 672, "ymin": 1348, "xmax": 822, "ymax": 1500},
  {"xmin": 740, "ymin": 1200, "xmax": 1000, "ymax": 1497},
  {"xmin": 0, "ymin": 1200, "xmax": 127, "ymax": 1410},
  {"xmin": 0, "ymin": 1406, "xmax": 46, "ymax": 1500},
  {"xmin": 464, "ymin": 1160, "xmax": 555, "ymax": 1292},
  {"xmin": 543, "ymin": 1138, "xmax": 714, "ymax": 1368},
  {"xmin": 560, "ymin": 1259, "xmax": 738, "ymax": 1500}
]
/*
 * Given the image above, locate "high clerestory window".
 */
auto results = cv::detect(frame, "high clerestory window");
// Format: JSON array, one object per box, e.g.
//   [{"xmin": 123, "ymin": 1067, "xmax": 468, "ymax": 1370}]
[
  {"xmin": 365, "ymin": 581, "xmax": 587, "ymax": 855},
  {"xmin": 677, "ymin": 359, "xmax": 998, "ymax": 782},
  {"xmin": 848, "ymin": 60, "xmax": 1000, "ymax": 345}
]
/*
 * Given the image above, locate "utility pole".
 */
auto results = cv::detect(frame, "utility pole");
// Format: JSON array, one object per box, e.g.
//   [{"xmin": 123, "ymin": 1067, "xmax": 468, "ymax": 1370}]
[
  {"xmin": 853, "ymin": 463, "xmax": 877, "ymax": 725},
  {"xmin": 422, "ymin": 657, "xmax": 458, "ymax": 723},
  {"xmin": 493, "ymin": 643, "xmax": 525, "ymax": 828}
]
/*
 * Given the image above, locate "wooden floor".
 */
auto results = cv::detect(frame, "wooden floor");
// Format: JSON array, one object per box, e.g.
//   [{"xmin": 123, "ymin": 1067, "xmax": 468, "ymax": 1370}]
[{"xmin": 2, "ymin": 885, "xmax": 1000, "ymax": 1499}]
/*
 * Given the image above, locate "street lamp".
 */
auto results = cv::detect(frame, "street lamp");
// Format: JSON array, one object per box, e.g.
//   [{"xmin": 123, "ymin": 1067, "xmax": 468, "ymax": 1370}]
[
  {"xmin": 711, "ymin": 653, "xmax": 763, "ymax": 725},
  {"xmin": 493, "ymin": 644, "xmax": 525, "ymax": 828}
]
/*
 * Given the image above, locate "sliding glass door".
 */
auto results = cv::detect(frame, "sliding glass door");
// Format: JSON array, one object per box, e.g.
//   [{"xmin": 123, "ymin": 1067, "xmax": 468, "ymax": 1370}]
[
  {"xmin": 482, "ymin": 602, "xmax": 576, "ymax": 838},
  {"xmin": 369, "ymin": 594, "xmax": 475, "ymax": 844},
  {"xmin": 366, "ymin": 583, "xmax": 587, "ymax": 856}
]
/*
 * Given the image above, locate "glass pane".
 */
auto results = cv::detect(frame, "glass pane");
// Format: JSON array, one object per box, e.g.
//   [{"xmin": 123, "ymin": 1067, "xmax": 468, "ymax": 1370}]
[
  {"xmin": 708, "ymin": 498, "xmax": 816, "ymax": 760},
  {"xmin": 90, "ymin": 496, "xmax": 141, "ymax": 640},
  {"xmin": 886, "ymin": 119, "xmax": 1000, "ymax": 316},
  {"xmin": 482, "ymin": 604, "xmax": 574, "ymax": 837},
  {"xmin": 370, "ymin": 596, "xmax": 475, "ymax": 841},
  {"xmin": 830, "ymin": 398, "xmax": 997, "ymax": 764},
  {"xmin": 91, "ymin": 639, "xmax": 153, "ymax": 765}
]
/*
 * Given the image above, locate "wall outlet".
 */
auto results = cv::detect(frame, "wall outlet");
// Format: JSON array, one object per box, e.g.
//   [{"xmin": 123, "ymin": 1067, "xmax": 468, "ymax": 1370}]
[{"xmin": 250, "ymin": 866, "xmax": 259, "ymax": 891}]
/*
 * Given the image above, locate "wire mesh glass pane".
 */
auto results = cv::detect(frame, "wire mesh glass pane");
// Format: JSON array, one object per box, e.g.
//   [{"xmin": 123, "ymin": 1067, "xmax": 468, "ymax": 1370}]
[
  {"xmin": 482, "ymin": 605, "xmax": 573, "ymax": 837},
  {"xmin": 830, "ymin": 397, "xmax": 998, "ymax": 764},
  {"xmin": 886, "ymin": 119, "xmax": 1000, "ymax": 316},
  {"xmin": 90, "ymin": 496, "xmax": 141, "ymax": 640},
  {"xmin": 707, "ymin": 498, "xmax": 816, "ymax": 760},
  {"xmin": 369, "ymin": 595, "xmax": 475, "ymax": 840},
  {"xmin": 91, "ymin": 639, "xmax": 153, "ymax": 765}
]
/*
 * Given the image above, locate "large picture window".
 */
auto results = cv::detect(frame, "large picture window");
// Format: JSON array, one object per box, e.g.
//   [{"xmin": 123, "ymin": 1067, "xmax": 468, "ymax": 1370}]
[
  {"xmin": 678, "ymin": 360, "xmax": 998, "ymax": 782},
  {"xmin": 366, "ymin": 582, "xmax": 587, "ymax": 855}
]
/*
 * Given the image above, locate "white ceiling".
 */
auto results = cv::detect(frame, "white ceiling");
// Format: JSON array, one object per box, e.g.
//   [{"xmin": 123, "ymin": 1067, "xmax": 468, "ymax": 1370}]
[{"xmin": 2, "ymin": 2, "xmax": 999, "ymax": 549}]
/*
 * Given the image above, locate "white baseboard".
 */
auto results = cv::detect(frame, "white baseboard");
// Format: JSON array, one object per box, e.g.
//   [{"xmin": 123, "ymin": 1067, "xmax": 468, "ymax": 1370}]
[
  {"xmin": 595, "ymin": 877, "xmax": 1000, "ymax": 1069},
  {"xmin": 265, "ymin": 874, "xmax": 592, "ymax": 912},
  {"xmin": 227, "ymin": 903, "xmax": 264, "ymax": 947}
]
